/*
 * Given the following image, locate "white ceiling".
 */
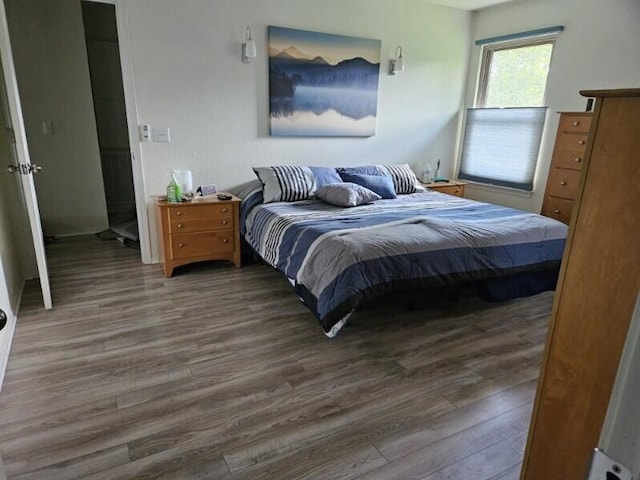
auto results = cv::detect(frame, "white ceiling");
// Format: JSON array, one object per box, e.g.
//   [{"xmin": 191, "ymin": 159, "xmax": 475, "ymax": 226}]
[{"xmin": 422, "ymin": 0, "xmax": 516, "ymax": 11}]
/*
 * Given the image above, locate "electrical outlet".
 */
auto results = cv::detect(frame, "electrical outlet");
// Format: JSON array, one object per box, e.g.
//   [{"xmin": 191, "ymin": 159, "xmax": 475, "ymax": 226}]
[{"xmin": 587, "ymin": 449, "xmax": 633, "ymax": 480}]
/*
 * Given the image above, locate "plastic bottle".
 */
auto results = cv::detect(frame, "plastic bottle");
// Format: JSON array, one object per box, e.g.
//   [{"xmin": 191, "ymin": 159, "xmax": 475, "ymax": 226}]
[
  {"xmin": 422, "ymin": 161, "xmax": 432, "ymax": 183},
  {"xmin": 434, "ymin": 159, "xmax": 441, "ymax": 181},
  {"xmin": 166, "ymin": 170, "xmax": 182, "ymax": 203}
]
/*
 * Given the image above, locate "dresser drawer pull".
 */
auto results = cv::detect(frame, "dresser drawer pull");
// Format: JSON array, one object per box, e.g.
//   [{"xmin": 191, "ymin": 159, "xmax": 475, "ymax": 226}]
[
  {"xmin": 554, "ymin": 209, "xmax": 561, "ymax": 214},
  {"xmin": 578, "ymin": 140, "xmax": 586, "ymax": 145},
  {"xmin": 572, "ymin": 121, "xmax": 580, "ymax": 126},
  {"xmin": 178, "ymin": 243, "xmax": 185, "ymax": 248},
  {"xmin": 176, "ymin": 211, "xmax": 183, "ymax": 216},
  {"xmin": 221, "ymin": 220, "xmax": 228, "ymax": 225},
  {"xmin": 560, "ymin": 181, "xmax": 567, "ymax": 186},
  {"xmin": 574, "ymin": 157, "xmax": 582, "ymax": 163},
  {"xmin": 177, "ymin": 223, "xmax": 184, "ymax": 229},
  {"xmin": 222, "ymin": 238, "xmax": 229, "ymax": 244},
  {"xmin": 221, "ymin": 207, "xmax": 228, "ymax": 213}
]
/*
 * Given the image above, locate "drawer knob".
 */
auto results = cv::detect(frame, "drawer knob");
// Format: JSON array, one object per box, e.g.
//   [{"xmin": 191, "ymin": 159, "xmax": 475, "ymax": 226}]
[
  {"xmin": 176, "ymin": 211, "xmax": 183, "ymax": 216},
  {"xmin": 222, "ymin": 238, "xmax": 229, "ymax": 243},
  {"xmin": 222, "ymin": 220, "xmax": 228, "ymax": 225},
  {"xmin": 554, "ymin": 209, "xmax": 561, "ymax": 214},
  {"xmin": 221, "ymin": 208, "xmax": 228, "ymax": 213},
  {"xmin": 560, "ymin": 181, "xmax": 567, "ymax": 186},
  {"xmin": 574, "ymin": 157, "xmax": 582, "ymax": 163},
  {"xmin": 578, "ymin": 140, "xmax": 585, "ymax": 145},
  {"xmin": 178, "ymin": 243, "xmax": 185, "ymax": 248},
  {"xmin": 572, "ymin": 121, "xmax": 580, "ymax": 126},
  {"xmin": 177, "ymin": 223, "xmax": 184, "ymax": 229}
]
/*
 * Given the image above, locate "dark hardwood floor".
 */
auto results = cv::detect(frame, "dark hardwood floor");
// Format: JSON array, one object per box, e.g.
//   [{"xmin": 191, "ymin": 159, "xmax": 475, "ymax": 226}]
[{"xmin": 0, "ymin": 235, "xmax": 552, "ymax": 479}]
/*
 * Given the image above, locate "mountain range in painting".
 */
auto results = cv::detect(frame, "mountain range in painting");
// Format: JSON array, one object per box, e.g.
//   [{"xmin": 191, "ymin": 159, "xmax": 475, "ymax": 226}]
[{"xmin": 269, "ymin": 46, "xmax": 380, "ymax": 97}]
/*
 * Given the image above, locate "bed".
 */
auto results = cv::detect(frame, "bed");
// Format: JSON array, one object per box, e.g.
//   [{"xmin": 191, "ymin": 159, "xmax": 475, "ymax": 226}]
[{"xmin": 238, "ymin": 180, "xmax": 568, "ymax": 337}]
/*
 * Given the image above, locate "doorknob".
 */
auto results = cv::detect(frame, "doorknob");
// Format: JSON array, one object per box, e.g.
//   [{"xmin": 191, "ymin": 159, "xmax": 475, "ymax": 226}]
[
  {"xmin": 0, "ymin": 309, "xmax": 7, "ymax": 331},
  {"xmin": 6, "ymin": 163, "xmax": 43, "ymax": 174}
]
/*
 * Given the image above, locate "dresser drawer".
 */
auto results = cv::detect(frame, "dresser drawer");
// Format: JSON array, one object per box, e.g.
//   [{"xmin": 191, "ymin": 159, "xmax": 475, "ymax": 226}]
[
  {"xmin": 556, "ymin": 133, "xmax": 589, "ymax": 152},
  {"xmin": 170, "ymin": 231, "xmax": 235, "ymax": 259},
  {"xmin": 169, "ymin": 216, "xmax": 234, "ymax": 233},
  {"xmin": 547, "ymin": 168, "xmax": 581, "ymax": 199},
  {"xmin": 542, "ymin": 197, "xmax": 574, "ymax": 225},
  {"xmin": 559, "ymin": 114, "xmax": 592, "ymax": 134},
  {"xmin": 168, "ymin": 204, "xmax": 233, "ymax": 221},
  {"xmin": 554, "ymin": 150, "xmax": 586, "ymax": 170}
]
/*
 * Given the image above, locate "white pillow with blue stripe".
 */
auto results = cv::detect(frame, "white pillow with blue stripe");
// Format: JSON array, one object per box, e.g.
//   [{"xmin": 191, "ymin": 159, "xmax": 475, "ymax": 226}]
[
  {"xmin": 253, "ymin": 166, "xmax": 316, "ymax": 203},
  {"xmin": 378, "ymin": 164, "xmax": 420, "ymax": 194}
]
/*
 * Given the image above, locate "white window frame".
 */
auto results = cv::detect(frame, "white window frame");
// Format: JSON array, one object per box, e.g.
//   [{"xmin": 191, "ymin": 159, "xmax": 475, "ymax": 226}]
[{"xmin": 475, "ymin": 34, "xmax": 557, "ymax": 109}]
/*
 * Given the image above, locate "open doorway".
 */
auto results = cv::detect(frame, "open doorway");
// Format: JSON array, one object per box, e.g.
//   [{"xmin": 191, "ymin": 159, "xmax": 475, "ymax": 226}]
[
  {"xmin": 81, "ymin": 1, "xmax": 138, "ymax": 247},
  {"xmin": 4, "ymin": 0, "xmax": 144, "ymax": 256}
]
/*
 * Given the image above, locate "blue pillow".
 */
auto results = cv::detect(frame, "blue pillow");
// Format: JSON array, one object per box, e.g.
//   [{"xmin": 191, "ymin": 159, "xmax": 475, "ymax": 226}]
[
  {"xmin": 309, "ymin": 166, "xmax": 343, "ymax": 188},
  {"xmin": 339, "ymin": 173, "xmax": 397, "ymax": 199},
  {"xmin": 336, "ymin": 166, "xmax": 382, "ymax": 179}
]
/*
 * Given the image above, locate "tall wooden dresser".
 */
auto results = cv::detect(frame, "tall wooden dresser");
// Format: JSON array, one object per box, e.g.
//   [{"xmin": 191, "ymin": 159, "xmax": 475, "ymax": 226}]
[
  {"xmin": 521, "ymin": 90, "xmax": 640, "ymax": 479},
  {"xmin": 541, "ymin": 112, "xmax": 592, "ymax": 224}
]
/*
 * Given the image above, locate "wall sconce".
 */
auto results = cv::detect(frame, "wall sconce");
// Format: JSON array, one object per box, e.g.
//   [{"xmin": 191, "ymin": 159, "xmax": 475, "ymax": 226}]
[
  {"xmin": 242, "ymin": 26, "xmax": 257, "ymax": 63},
  {"xmin": 389, "ymin": 45, "xmax": 404, "ymax": 75}
]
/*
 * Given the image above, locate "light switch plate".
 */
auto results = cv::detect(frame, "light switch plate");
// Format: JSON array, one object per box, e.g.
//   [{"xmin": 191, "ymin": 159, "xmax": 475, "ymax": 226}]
[
  {"xmin": 152, "ymin": 126, "xmax": 170, "ymax": 143},
  {"xmin": 139, "ymin": 124, "xmax": 150, "ymax": 142},
  {"xmin": 42, "ymin": 121, "xmax": 54, "ymax": 135},
  {"xmin": 587, "ymin": 448, "xmax": 633, "ymax": 480}
]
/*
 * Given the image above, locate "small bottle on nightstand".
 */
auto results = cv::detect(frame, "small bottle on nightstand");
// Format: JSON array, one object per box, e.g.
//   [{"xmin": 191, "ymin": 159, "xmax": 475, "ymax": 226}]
[{"xmin": 422, "ymin": 161, "xmax": 432, "ymax": 183}]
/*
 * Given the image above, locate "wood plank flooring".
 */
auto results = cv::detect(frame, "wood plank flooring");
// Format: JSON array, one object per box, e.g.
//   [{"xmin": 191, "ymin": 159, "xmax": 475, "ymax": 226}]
[{"xmin": 0, "ymin": 235, "xmax": 553, "ymax": 479}]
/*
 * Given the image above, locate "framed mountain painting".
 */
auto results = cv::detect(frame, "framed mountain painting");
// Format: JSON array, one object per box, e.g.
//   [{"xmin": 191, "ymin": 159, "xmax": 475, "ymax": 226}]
[{"xmin": 268, "ymin": 26, "xmax": 381, "ymax": 137}]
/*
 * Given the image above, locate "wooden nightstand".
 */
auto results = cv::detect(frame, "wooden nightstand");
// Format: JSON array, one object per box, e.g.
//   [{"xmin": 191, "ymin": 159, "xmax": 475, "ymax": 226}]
[
  {"xmin": 155, "ymin": 195, "xmax": 241, "ymax": 277},
  {"xmin": 421, "ymin": 181, "xmax": 466, "ymax": 197}
]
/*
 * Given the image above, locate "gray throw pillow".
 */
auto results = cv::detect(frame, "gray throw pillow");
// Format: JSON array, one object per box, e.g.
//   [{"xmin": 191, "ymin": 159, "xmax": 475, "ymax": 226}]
[{"xmin": 316, "ymin": 183, "xmax": 381, "ymax": 207}]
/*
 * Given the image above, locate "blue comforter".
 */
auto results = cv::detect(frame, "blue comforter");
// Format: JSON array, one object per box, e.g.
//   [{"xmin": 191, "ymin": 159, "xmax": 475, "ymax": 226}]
[{"xmin": 240, "ymin": 184, "xmax": 567, "ymax": 336}]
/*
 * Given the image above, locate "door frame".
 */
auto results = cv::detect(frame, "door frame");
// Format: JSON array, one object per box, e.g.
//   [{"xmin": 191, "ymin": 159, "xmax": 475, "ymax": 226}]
[{"xmin": 85, "ymin": 0, "xmax": 151, "ymax": 263}]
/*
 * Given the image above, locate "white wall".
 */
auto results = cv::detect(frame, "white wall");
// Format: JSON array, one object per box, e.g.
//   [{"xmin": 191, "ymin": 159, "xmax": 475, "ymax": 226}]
[
  {"xmin": 123, "ymin": 0, "xmax": 472, "ymax": 261},
  {"xmin": 462, "ymin": 0, "xmax": 640, "ymax": 211},
  {"xmin": 6, "ymin": 0, "xmax": 109, "ymax": 236}
]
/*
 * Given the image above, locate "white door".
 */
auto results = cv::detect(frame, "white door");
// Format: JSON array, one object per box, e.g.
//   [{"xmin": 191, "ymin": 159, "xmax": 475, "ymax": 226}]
[{"xmin": 0, "ymin": 0, "xmax": 51, "ymax": 309}]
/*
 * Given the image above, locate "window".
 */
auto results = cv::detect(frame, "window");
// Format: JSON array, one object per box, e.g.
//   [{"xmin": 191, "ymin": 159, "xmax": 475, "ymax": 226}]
[{"xmin": 459, "ymin": 30, "xmax": 560, "ymax": 191}]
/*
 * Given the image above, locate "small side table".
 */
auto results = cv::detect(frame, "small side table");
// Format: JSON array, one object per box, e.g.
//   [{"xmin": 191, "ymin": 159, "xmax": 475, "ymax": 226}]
[
  {"xmin": 155, "ymin": 194, "xmax": 241, "ymax": 277},
  {"xmin": 421, "ymin": 180, "xmax": 467, "ymax": 197}
]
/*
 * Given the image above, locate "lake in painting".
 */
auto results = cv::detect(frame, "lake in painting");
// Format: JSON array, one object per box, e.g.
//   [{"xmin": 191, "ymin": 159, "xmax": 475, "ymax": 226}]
[{"xmin": 268, "ymin": 26, "xmax": 381, "ymax": 137}]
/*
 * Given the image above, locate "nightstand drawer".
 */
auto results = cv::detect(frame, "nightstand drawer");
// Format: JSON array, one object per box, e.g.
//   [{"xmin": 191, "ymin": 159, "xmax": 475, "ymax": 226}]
[
  {"xmin": 556, "ymin": 133, "xmax": 589, "ymax": 152},
  {"xmin": 542, "ymin": 197, "xmax": 574, "ymax": 225},
  {"xmin": 169, "ymin": 216, "xmax": 234, "ymax": 233},
  {"xmin": 554, "ymin": 150, "xmax": 586, "ymax": 170},
  {"xmin": 559, "ymin": 114, "xmax": 592, "ymax": 134},
  {"xmin": 168, "ymin": 204, "xmax": 233, "ymax": 221},
  {"xmin": 170, "ymin": 231, "xmax": 235, "ymax": 259},
  {"xmin": 547, "ymin": 168, "xmax": 581, "ymax": 199},
  {"xmin": 430, "ymin": 185, "xmax": 464, "ymax": 197}
]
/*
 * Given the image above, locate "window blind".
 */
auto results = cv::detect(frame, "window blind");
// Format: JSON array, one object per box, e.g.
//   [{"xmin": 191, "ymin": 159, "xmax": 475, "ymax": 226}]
[{"xmin": 458, "ymin": 107, "xmax": 547, "ymax": 191}]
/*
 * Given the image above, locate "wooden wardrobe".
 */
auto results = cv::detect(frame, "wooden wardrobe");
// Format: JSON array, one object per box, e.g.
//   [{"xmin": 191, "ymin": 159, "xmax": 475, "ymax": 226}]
[{"xmin": 521, "ymin": 89, "xmax": 640, "ymax": 479}]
